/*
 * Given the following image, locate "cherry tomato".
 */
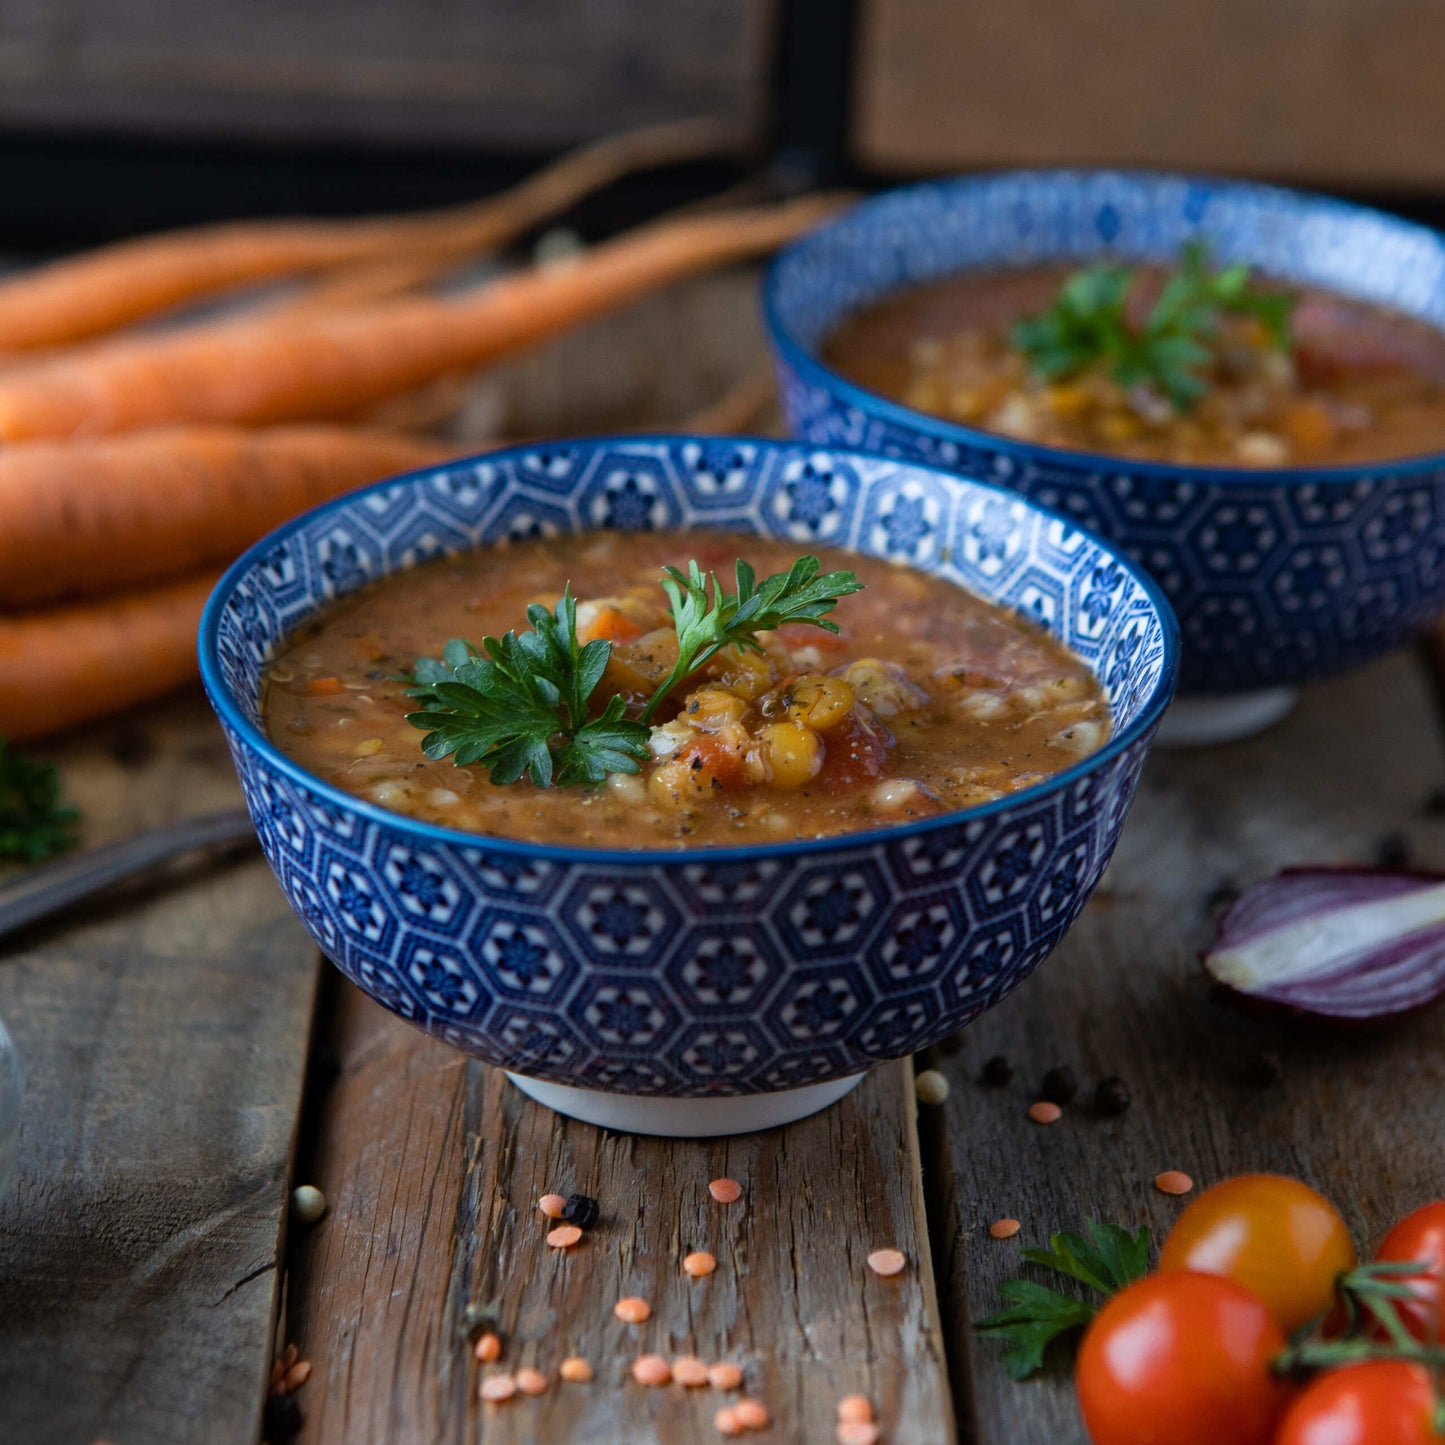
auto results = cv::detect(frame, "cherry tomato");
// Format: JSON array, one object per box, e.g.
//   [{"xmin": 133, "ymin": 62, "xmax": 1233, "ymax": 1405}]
[
  {"xmin": 1370, "ymin": 1201, "xmax": 1445, "ymax": 1345},
  {"xmin": 1275, "ymin": 1360, "xmax": 1444, "ymax": 1445},
  {"xmin": 1074, "ymin": 1272, "xmax": 1292, "ymax": 1445},
  {"xmin": 1157, "ymin": 1173, "xmax": 1355, "ymax": 1332}
]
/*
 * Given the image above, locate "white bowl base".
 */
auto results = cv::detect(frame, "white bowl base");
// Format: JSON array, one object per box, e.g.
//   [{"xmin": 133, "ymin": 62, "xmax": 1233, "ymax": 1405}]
[
  {"xmin": 504, "ymin": 1070, "xmax": 868, "ymax": 1136},
  {"xmin": 1156, "ymin": 687, "xmax": 1299, "ymax": 748}
]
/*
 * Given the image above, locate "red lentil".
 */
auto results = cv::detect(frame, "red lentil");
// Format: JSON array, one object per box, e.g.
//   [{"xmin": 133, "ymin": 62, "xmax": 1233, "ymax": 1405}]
[
  {"xmin": 474, "ymin": 1331, "xmax": 502, "ymax": 1363},
  {"xmin": 538, "ymin": 1193, "xmax": 567, "ymax": 1219},
  {"xmin": 838, "ymin": 1395, "xmax": 875, "ymax": 1423},
  {"xmin": 683, "ymin": 1250, "xmax": 718, "ymax": 1278},
  {"xmin": 716, "ymin": 1407, "xmax": 746, "ymax": 1437},
  {"xmin": 708, "ymin": 1362, "xmax": 745, "ymax": 1390},
  {"xmin": 614, "ymin": 1295, "xmax": 652, "ymax": 1324},
  {"xmin": 632, "ymin": 1354, "xmax": 672, "ymax": 1386},
  {"xmin": 1027, "ymin": 1101, "xmax": 1063, "ymax": 1125},
  {"xmin": 866, "ymin": 1248, "xmax": 907, "ymax": 1277},
  {"xmin": 515, "ymin": 1367, "xmax": 548, "ymax": 1396},
  {"xmin": 559, "ymin": 1357, "xmax": 593, "ymax": 1383},
  {"xmin": 1155, "ymin": 1170, "xmax": 1195, "ymax": 1196},
  {"xmin": 673, "ymin": 1356, "xmax": 710, "ymax": 1387},
  {"xmin": 479, "ymin": 1374, "xmax": 517, "ymax": 1403},
  {"xmin": 735, "ymin": 1398, "xmax": 770, "ymax": 1429},
  {"xmin": 989, "ymin": 1218, "xmax": 1021, "ymax": 1240},
  {"xmin": 282, "ymin": 1361, "xmax": 312, "ymax": 1393},
  {"xmin": 709, "ymin": 1177, "xmax": 743, "ymax": 1204},
  {"xmin": 546, "ymin": 1224, "xmax": 583, "ymax": 1249}
]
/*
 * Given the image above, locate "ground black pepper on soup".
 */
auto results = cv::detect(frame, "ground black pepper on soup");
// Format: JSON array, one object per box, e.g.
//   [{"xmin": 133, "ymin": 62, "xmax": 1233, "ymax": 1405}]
[
  {"xmin": 261, "ymin": 531, "xmax": 1110, "ymax": 848},
  {"xmin": 822, "ymin": 254, "xmax": 1445, "ymax": 468}
]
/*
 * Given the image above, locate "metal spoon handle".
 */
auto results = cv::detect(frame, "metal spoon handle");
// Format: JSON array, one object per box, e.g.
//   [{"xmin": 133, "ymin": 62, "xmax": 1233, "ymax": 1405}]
[{"xmin": 0, "ymin": 808, "xmax": 257, "ymax": 945}]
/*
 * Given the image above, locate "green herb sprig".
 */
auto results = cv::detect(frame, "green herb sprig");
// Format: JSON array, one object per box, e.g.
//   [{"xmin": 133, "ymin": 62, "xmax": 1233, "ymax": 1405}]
[
  {"xmin": 975, "ymin": 1218, "xmax": 1152, "ymax": 1379},
  {"xmin": 406, "ymin": 556, "xmax": 863, "ymax": 788},
  {"xmin": 1011, "ymin": 242, "xmax": 1296, "ymax": 410},
  {"xmin": 0, "ymin": 736, "xmax": 81, "ymax": 863}
]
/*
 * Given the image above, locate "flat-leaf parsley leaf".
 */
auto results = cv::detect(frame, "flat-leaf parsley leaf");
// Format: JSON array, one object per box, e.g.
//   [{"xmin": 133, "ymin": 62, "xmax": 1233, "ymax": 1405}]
[{"xmin": 0, "ymin": 737, "xmax": 81, "ymax": 863}]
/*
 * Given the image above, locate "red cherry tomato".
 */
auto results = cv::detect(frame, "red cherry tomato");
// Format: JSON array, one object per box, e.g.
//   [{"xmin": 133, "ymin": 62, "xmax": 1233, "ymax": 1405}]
[
  {"xmin": 1275, "ymin": 1360, "xmax": 1444, "ymax": 1445},
  {"xmin": 1157, "ymin": 1173, "xmax": 1356, "ymax": 1332},
  {"xmin": 1074, "ymin": 1272, "xmax": 1292, "ymax": 1445},
  {"xmin": 1371, "ymin": 1201, "xmax": 1445, "ymax": 1345}
]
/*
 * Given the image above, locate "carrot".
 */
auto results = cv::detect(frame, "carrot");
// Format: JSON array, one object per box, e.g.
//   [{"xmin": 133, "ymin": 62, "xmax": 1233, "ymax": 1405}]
[
  {"xmin": 0, "ymin": 572, "xmax": 219, "ymax": 741},
  {"xmin": 0, "ymin": 117, "xmax": 735, "ymax": 352},
  {"xmin": 0, "ymin": 194, "xmax": 844, "ymax": 442},
  {"xmin": 0, "ymin": 425, "xmax": 453, "ymax": 607}
]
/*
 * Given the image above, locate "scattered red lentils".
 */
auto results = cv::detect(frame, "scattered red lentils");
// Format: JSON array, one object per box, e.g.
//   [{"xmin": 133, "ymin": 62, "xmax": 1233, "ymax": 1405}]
[
  {"xmin": 631, "ymin": 1354, "xmax": 672, "ymax": 1386},
  {"xmin": 515, "ymin": 1367, "xmax": 548, "ymax": 1396},
  {"xmin": 715, "ymin": 1406, "xmax": 746, "ymax": 1436},
  {"xmin": 708, "ymin": 1362, "xmax": 745, "ymax": 1390},
  {"xmin": 673, "ymin": 1356, "xmax": 710, "ymax": 1387},
  {"xmin": 734, "ymin": 1398, "xmax": 770, "ymax": 1429},
  {"xmin": 614, "ymin": 1295, "xmax": 652, "ymax": 1324},
  {"xmin": 989, "ymin": 1218, "xmax": 1021, "ymax": 1240},
  {"xmin": 281, "ymin": 1361, "xmax": 312, "ymax": 1393},
  {"xmin": 538, "ymin": 1193, "xmax": 567, "ymax": 1219},
  {"xmin": 709, "ymin": 1177, "xmax": 743, "ymax": 1204},
  {"xmin": 838, "ymin": 1395, "xmax": 875, "ymax": 1423},
  {"xmin": 1027, "ymin": 1100, "xmax": 1063, "ymax": 1125},
  {"xmin": 474, "ymin": 1331, "xmax": 502, "ymax": 1363},
  {"xmin": 1155, "ymin": 1170, "xmax": 1195, "ymax": 1196},
  {"xmin": 837, "ymin": 1423, "xmax": 881, "ymax": 1445},
  {"xmin": 683, "ymin": 1250, "xmax": 718, "ymax": 1278},
  {"xmin": 866, "ymin": 1248, "xmax": 908, "ymax": 1277},
  {"xmin": 546, "ymin": 1224, "xmax": 583, "ymax": 1249},
  {"xmin": 479, "ymin": 1374, "xmax": 517, "ymax": 1403},
  {"xmin": 559, "ymin": 1356, "xmax": 593, "ymax": 1383}
]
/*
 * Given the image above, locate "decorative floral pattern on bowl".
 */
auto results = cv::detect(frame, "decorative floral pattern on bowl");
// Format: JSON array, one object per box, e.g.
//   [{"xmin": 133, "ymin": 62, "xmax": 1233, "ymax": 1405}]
[
  {"xmin": 201, "ymin": 436, "xmax": 1177, "ymax": 1097},
  {"xmin": 763, "ymin": 171, "xmax": 1445, "ymax": 694}
]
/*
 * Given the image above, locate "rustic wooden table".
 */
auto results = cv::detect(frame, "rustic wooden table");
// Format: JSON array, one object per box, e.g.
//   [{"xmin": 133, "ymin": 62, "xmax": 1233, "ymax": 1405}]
[{"xmin": 1, "ymin": 274, "xmax": 1442, "ymax": 1445}]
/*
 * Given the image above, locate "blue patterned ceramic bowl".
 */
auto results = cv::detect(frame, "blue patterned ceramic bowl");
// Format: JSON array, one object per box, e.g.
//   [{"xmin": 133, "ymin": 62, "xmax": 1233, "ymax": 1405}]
[
  {"xmin": 200, "ymin": 436, "xmax": 1176, "ymax": 1135},
  {"xmin": 764, "ymin": 170, "xmax": 1445, "ymax": 718}
]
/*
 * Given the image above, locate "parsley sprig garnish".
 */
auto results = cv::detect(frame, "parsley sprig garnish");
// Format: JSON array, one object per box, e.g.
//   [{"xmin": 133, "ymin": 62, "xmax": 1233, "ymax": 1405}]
[
  {"xmin": 406, "ymin": 556, "xmax": 863, "ymax": 788},
  {"xmin": 1011, "ymin": 242, "xmax": 1296, "ymax": 410},
  {"xmin": 975, "ymin": 1218, "xmax": 1152, "ymax": 1378},
  {"xmin": 0, "ymin": 736, "xmax": 81, "ymax": 863}
]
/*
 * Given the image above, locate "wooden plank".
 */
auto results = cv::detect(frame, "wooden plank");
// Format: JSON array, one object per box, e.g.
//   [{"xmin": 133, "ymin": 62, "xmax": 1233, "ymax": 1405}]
[
  {"xmin": 0, "ymin": 693, "xmax": 321, "ymax": 1444},
  {"xmin": 0, "ymin": 2, "xmax": 773, "ymax": 151},
  {"xmin": 928, "ymin": 652, "xmax": 1445, "ymax": 1442},
  {"xmin": 288, "ymin": 980, "xmax": 955, "ymax": 1444},
  {"xmin": 854, "ymin": 0, "xmax": 1445, "ymax": 190}
]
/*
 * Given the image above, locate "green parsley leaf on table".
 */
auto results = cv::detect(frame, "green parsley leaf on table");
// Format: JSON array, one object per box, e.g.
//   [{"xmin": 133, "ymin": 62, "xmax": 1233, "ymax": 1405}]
[
  {"xmin": 1011, "ymin": 241, "xmax": 1297, "ymax": 411},
  {"xmin": 0, "ymin": 736, "xmax": 81, "ymax": 863},
  {"xmin": 405, "ymin": 588, "xmax": 651, "ymax": 789},
  {"xmin": 975, "ymin": 1218, "xmax": 1152, "ymax": 1379}
]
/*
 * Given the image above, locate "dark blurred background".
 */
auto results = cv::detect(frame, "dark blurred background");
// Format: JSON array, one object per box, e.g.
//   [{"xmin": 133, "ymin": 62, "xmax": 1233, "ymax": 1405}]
[{"xmin": 2, "ymin": 0, "xmax": 1444, "ymax": 250}]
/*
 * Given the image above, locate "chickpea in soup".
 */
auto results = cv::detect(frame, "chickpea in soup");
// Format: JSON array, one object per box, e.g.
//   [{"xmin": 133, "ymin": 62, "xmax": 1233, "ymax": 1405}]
[
  {"xmin": 823, "ymin": 245, "xmax": 1445, "ymax": 468},
  {"xmin": 262, "ymin": 532, "xmax": 1110, "ymax": 848}
]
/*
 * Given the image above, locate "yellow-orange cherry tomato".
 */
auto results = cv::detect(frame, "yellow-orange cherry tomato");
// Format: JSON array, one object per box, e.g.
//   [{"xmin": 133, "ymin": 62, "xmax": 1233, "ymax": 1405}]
[{"xmin": 1157, "ymin": 1173, "xmax": 1355, "ymax": 1333}]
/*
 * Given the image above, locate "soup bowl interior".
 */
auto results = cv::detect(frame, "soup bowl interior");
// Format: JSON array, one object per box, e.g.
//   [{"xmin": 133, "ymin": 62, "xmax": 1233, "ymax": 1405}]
[
  {"xmin": 764, "ymin": 170, "xmax": 1445, "ymax": 713},
  {"xmin": 201, "ymin": 436, "xmax": 1176, "ymax": 1135}
]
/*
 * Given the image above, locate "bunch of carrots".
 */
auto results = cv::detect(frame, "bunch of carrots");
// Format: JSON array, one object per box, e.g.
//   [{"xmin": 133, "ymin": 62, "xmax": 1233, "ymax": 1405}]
[{"xmin": 0, "ymin": 120, "xmax": 842, "ymax": 742}]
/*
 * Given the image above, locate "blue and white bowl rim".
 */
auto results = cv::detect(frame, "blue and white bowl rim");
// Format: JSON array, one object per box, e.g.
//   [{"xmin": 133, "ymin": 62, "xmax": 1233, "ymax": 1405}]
[
  {"xmin": 199, "ymin": 433, "xmax": 1181, "ymax": 866},
  {"xmin": 762, "ymin": 167, "xmax": 1445, "ymax": 486}
]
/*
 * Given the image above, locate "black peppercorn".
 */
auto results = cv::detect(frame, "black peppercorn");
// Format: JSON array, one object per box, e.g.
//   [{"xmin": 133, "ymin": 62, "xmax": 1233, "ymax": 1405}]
[
  {"xmin": 561, "ymin": 1192, "xmax": 600, "ymax": 1229},
  {"xmin": 262, "ymin": 1394, "xmax": 304, "ymax": 1444},
  {"xmin": 1094, "ymin": 1076, "xmax": 1132, "ymax": 1116},
  {"xmin": 979, "ymin": 1054, "xmax": 1013, "ymax": 1087},
  {"xmin": 1375, "ymin": 832, "xmax": 1410, "ymax": 869},
  {"xmin": 1040, "ymin": 1066, "xmax": 1078, "ymax": 1105}
]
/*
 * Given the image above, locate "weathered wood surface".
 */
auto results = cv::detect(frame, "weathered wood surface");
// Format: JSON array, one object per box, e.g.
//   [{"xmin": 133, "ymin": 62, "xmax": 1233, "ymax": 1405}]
[
  {"xmin": 288, "ymin": 978, "xmax": 954, "ymax": 1444},
  {"xmin": 0, "ymin": 694, "xmax": 320, "ymax": 1444},
  {"xmin": 933, "ymin": 651, "xmax": 1445, "ymax": 1443}
]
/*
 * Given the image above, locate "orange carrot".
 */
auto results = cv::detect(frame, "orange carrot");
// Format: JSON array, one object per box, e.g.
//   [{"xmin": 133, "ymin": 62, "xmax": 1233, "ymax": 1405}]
[
  {"xmin": 0, "ymin": 425, "xmax": 453, "ymax": 607},
  {"xmin": 0, "ymin": 117, "xmax": 735, "ymax": 352},
  {"xmin": 0, "ymin": 573, "xmax": 219, "ymax": 741},
  {"xmin": 0, "ymin": 194, "xmax": 843, "ymax": 442}
]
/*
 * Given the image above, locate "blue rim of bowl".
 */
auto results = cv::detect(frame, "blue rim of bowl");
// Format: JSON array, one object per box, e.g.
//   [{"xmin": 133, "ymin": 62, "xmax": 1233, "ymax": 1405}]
[
  {"xmin": 762, "ymin": 167, "xmax": 1445, "ymax": 488},
  {"xmin": 199, "ymin": 433, "xmax": 1181, "ymax": 866}
]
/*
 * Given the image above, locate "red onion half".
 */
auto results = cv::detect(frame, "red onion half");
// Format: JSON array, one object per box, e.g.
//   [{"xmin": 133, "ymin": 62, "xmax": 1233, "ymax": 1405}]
[{"xmin": 1204, "ymin": 867, "xmax": 1445, "ymax": 1021}]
